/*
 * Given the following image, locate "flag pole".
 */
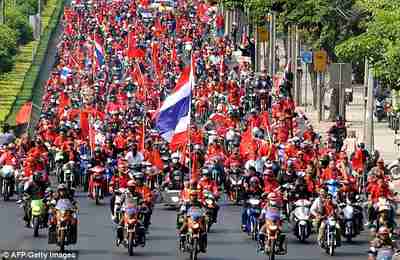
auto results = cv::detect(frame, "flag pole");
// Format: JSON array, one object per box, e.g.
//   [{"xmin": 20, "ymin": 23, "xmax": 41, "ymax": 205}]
[{"xmin": 188, "ymin": 53, "xmax": 194, "ymax": 181}]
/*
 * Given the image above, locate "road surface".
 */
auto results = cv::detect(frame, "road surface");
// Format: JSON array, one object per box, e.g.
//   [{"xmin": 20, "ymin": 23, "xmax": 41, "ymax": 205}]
[{"xmin": 0, "ymin": 193, "xmax": 369, "ymax": 260}]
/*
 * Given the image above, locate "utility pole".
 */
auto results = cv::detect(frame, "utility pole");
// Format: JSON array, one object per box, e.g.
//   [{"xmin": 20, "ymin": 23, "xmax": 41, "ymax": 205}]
[
  {"xmin": 255, "ymin": 25, "xmax": 259, "ymax": 72},
  {"xmin": 365, "ymin": 63, "xmax": 374, "ymax": 151},
  {"xmin": 363, "ymin": 59, "xmax": 368, "ymax": 141},
  {"xmin": 268, "ymin": 12, "xmax": 276, "ymax": 76},
  {"xmin": 287, "ymin": 25, "xmax": 292, "ymax": 68},
  {"xmin": 294, "ymin": 25, "xmax": 301, "ymax": 105},
  {"xmin": 317, "ymin": 72, "xmax": 322, "ymax": 122}
]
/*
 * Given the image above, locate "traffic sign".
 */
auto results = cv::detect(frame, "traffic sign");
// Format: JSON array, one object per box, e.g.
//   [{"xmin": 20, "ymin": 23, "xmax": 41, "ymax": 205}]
[
  {"xmin": 301, "ymin": 51, "xmax": 312, "ymax": 64},
  {"xmin": 313, "ymin": 50, "xmax": 328, "ymax": 72},
  {"xmin": 257, "ymin": 27, "xmax": 269, "ymax": 42}
]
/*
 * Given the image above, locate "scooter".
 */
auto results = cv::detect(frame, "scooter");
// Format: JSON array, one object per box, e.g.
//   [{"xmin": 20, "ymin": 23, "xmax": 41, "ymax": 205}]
[
  {"xmin": 292, "ymin": 199, "xmax": 312, "ymax": 242},
  {"xmin": 375, "ymin": 97, "xmax": 386, "ymax": 122}
]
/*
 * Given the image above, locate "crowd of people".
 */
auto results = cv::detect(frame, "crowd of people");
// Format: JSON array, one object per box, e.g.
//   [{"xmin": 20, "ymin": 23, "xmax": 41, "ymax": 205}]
[{"xmin": 0, "ymin": 0, "xmax": 399, "ymax": 258}]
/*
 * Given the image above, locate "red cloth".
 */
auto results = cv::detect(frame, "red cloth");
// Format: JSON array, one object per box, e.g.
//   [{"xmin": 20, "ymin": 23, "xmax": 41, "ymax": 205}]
[{"xmin": 16, "ymin": 102, "xmax": 33, "ymax": 125}]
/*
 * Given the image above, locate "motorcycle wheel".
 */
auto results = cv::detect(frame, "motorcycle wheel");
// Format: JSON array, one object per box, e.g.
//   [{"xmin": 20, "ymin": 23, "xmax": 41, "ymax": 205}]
[
  {"xmin": 299, "ymin": 226, "xmax": 306, "ymax": 242},
  {"xmin": 59, "ymin": 229, "xmax": 65, "ymax": 252},
  {"xmin": 190, "ymin": 238, "xmax": 198, "ymax": 260},
  {"xmin": 389, "ymin": 165, "xmax": 400, "ymax": 180},
  {"xmin": 33, "ymin": 216, "xmax": 40, "ymax": 237},
  {"xmin": 3, "ymin": 182, "xmax": 9, "ymax": 201},
  {"xmin": 346, "ymin": 225, "xmax": 353, "ymax": 242},
  {"xmin": 128, "ymin": 232, "xmax": 134, "ymax": 256},
  {"xmin": 95, "ymin": 187, "xmax": 100, "ymax": 205},
  {"xmin": 268, "ymin": 240, "xmax": 276, "ymax": 260}
]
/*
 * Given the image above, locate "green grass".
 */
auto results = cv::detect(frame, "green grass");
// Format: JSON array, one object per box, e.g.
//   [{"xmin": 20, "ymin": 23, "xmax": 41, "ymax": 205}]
[{"xmin": 0, "ymin": 0, "xmax": 64, "ymax": 123}]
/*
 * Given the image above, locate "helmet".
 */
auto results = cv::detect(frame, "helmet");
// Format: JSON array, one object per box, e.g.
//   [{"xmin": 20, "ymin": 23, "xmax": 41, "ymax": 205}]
[
  {"xmin": 358, "ymin": 142, "xmax": 365, "ymax": 149},
  {"xmin": 32, "ymin": 172, "xmax": 42, "ymax": 182},
  {"xmin": 127, "ymin": 180, "xmax": 137, "ymax": 187},
  {"xmin": 201, "ymin": 168, "xmax": 209, "ymax": 176},
  {"xmin": 45, "ymin": 187, "xmax": 54, "ymax": 194},
  {"xmin": 249, "ymin": 176, "xmax": 259, "ymax": 184},
  {"xmin": 319, "ymin": 189, "xmax": 327, "ymax": 197}
]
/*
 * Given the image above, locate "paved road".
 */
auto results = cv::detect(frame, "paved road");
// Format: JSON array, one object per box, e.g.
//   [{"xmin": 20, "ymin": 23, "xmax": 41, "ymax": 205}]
[{"xmin": 0, "ymin": 192, "xmax": 369, "ymax": 260}]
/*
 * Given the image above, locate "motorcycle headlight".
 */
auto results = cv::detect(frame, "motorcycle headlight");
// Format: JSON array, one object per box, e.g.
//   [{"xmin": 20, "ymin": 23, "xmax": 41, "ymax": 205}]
[
  {"xmin": 299, "ymin": 220, "xmax": 307, "ymax": 226},
  {"xmin": 269, "ymin": 225, "xmax": 278, "ymax": 231},
  {"xmin": 192, "ymin": 223, "xmax": 200, "ymax": 229},
  {"xmin": 171, "ymin": 196, "xmax": 179, "ymax": 203}
]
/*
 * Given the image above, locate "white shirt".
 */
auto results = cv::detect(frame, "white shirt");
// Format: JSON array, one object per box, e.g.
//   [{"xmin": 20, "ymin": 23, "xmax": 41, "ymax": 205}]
[{"xmin": 125, "ymin": 151, "xmax": 144, "ymax": 166}]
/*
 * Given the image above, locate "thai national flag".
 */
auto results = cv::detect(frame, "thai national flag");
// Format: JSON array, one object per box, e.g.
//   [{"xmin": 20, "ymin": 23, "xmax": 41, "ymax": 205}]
[
  {"xmin": 94, "ymin": 35, "xmax": 105, "ymax": 67},
  {"xmin": 155, "ymin": 58, "xmax": 194, "ymax": 150}
]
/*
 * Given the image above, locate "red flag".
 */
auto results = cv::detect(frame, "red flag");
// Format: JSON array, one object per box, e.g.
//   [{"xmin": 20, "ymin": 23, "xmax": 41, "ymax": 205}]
[
  {"xmin": 127, "ymin": 31, "xmax": 137, "ymax": 58},
  {"xmin": 16, "ymin": 101, "xmax": 32, "ymax": 125},
  {"xmin": 152, "ymin": 42, "xmax": 162, "ymax": 80},
  {"xmin": 132, "ymin": 63, "xmax": 145, "ymax": 87},
  {"xmin": 57, "ymin": 93, "xmax": 71, "ymax": 117},
  {"xmin": 239, "ymin": 128, "xmax": 257, "ymax": 159},
  {"xmin": 151, "ymin": 150, "xmax": 164, "ymax": 170},
  {"xmin": 80, "ymin": 111, "xmax": 89, "ymax": 139}
]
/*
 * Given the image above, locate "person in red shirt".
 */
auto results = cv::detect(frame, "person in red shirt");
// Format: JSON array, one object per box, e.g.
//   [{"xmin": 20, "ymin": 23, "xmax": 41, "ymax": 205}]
[
  {"xmin": 320, "ymin": 160, "xmax": 340, "ymax": 183},
  {"xmin": 263, "ymin": 170, "xmax": 280, "ymax": 193},
  {"xmin": 318, "ymin": 194, "xmax": 341, "ymax": 246}
]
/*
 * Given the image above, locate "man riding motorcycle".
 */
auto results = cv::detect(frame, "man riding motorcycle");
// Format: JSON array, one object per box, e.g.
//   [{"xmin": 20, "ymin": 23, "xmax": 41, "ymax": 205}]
[
  {"xmin": 198, "ymin": 168, "xmax": 220, "ymax": 225},
  {"xmin": 368, "ymin": 226, "xmax": 399, "ymax": 260},
  {"xmin": 133, "ymin": 172, "xmax": 153, "ymax": 230},
  {"xmin": 317, "ymin": 194, "xmax": 341, "ymax": 247},
  {"xmin": 258, "ymin": 200, "xmax": 286, "ymax": 254},
  {"xmin": 179, "ymin": 190, "xmax": 208, "ymax": 253},
  {"xmin": 22, "ymin": 172, "xmax": 48, "ymax": 227},
  {"xmin": 116, "ymin": 180, "xmax": 146, "ymax": 247}
]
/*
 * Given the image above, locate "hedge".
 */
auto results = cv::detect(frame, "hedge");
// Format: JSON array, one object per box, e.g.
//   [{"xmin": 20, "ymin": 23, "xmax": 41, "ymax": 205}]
[{"xmin": 0, "ymin": 0, "xmax": 64, "ymax": 124}]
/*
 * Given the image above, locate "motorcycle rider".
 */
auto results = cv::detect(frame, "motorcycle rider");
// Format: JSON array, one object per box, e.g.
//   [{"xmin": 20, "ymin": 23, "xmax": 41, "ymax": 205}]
[
  {"xmin": 116, "ymin": 180, "xmax": 146, "ymax": 247},
  {"xmin": 163, "ymin": 152, "xmax": 189, "ymax": 189},
  {"xmin": 179, "ymin": 190, "xmax": 208, "ymax": 253},
  {"xmin": 21, "ymin": 172, "xmax": 48, "ymax": 227},
  {"xmin": 367, "ymin": 178, "xmax": 395, "ymax": 228},
  {"xmin": 198, "ymin": 168, "xmax": 220, "ymax": 224},
  {"xmin": 311, "ymin": 189, "xmax": 328, "ymax": 232},
  {"xmin": 317, "ymin": 193, "xmax": 342, "ymax": 247},
  {"xmin": 278, "ymin": 161, "xmax": 297, "ymax": 185},
  {"xmin": 133, "ymin": 172, "xmax": 153, "ymax": 230},
  {"xmin": 258, "ymin": 200, "xmax": 286, "ymax": 254},
  {"xmin": 241, "ymin": 166, "xmax": 263, "ymax": 231},
  {"xmin": 370, "ymin": 158, "xmax": 389, "ymax": 180},
  {"xmin": 368, "ymin": 226, "xmax": 399, "ymax": 260},
  {"xmin": 125, "ymin": 143, "xmax": 144, "ymax": 168},
  {"xmin": 328, "ymin": 116, "xmax": 347, "ymax": 152}
]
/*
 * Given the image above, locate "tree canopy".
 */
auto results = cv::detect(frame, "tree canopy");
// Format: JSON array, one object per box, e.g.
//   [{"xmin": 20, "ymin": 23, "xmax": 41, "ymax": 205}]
[{"xmin": 336, "ymin": 0, "xmax": 400, "ymax": 89}]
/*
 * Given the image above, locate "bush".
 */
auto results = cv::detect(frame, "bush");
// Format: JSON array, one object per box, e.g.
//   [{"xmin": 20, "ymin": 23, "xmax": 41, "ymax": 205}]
[
  {"xmin": 6, "ymin": 8, "xmax": 33, "ymax": 45},
  {"xmin": 0, "ymin": 25, "xmax": 18, "ymax": 73},
  {"xmin": 16, "ymin": 0, "xmax": 38, "ymax": 16}
]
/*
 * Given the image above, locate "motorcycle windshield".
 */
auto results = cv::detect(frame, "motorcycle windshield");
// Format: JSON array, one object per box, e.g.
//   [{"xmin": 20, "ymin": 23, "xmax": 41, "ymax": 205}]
[
  {"xmin": 294, "ymin": 207, "xmax": 310, "ymax": 220},
  {"xmin": 376, "ymin": 248, "xmax": 393, "ymax": 259},
  {"xmin": 265, "ymin": 209, "xmax": 281, "ymax": 221},
  {"xmin": 55, "ymin": 199, "xmax": 73, "ymax": 211},
  {"xmin": 343, "ymin": 206, "xmax": 354, "ymax": 220}
]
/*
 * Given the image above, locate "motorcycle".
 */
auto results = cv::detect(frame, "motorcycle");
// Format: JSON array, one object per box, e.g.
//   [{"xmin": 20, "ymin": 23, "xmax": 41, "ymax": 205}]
[
  {"xmin": 263, "ymin": 217, "xmax": 287, "ymax": 260},
  {"xmin": 281, "ymin": 183, "xmax": 295, "ymax": 219},
  {"xmin": 375, "ymin": 97, "xmax": 386, "ymax": 122},
  {"xmin": 246, "ymin": 197, "xmax": 261, "ymax": 240},
  {"xmin": 228, "ymin": 173, "xmax": 243, "ymax": 204},
  {"xmin": 181, "ymin": 208, "xmax": 204, "ymax": 260},
  {"xmin": 31, "ymin": 198, "xmax": 46, "ymax": 237},
  {"xmin": 54, "ymin": 150, "xmax": 65, "ymax": 183},
  {"xmin": 120, "ymin": 205, "xmax": 143, "ymax": 256},
  {"xmin": 323, "ymin": 217, "xmax": 339, "ymax": 256},
  {"xmin": 79, "ymin": 154, "xmax": 91, "ymax": 192},
  {"xmin": 340, "ymin": 199, "xmax": 361, "ymax": 242},
  {"xmin": 63, "ymin": 161, "xmax": 75, "ymax": 196},
  {"xmin": 50, "ymin": 199, "xmax": 77, "ymax": 252},
  {"xmin": 292, "ymin": 199, "xmax": 312, "ymax": 242},
  {"xmin": 204, "ymin": 192, "xmax": 217, "ymax": 232},
  {"xmin": 90, "ymin": 166, "xmax": 105, "ymax": 205},
  {"xmin": 1, "ymin": 165, "xmax": 15, "ymax": 201}
]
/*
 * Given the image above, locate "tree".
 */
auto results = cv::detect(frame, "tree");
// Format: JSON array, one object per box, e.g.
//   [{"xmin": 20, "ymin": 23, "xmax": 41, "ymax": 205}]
[
  {"xmin": 6, "ymin": 8, "xmax": 33, "ymax": 45},
  {"xmin": 0, "ymin": 25, "xmax": 18, "ymax": 73},
  {"xmin": 336, "ymin": 1, "xmax": 400, "ymax": 90}
]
